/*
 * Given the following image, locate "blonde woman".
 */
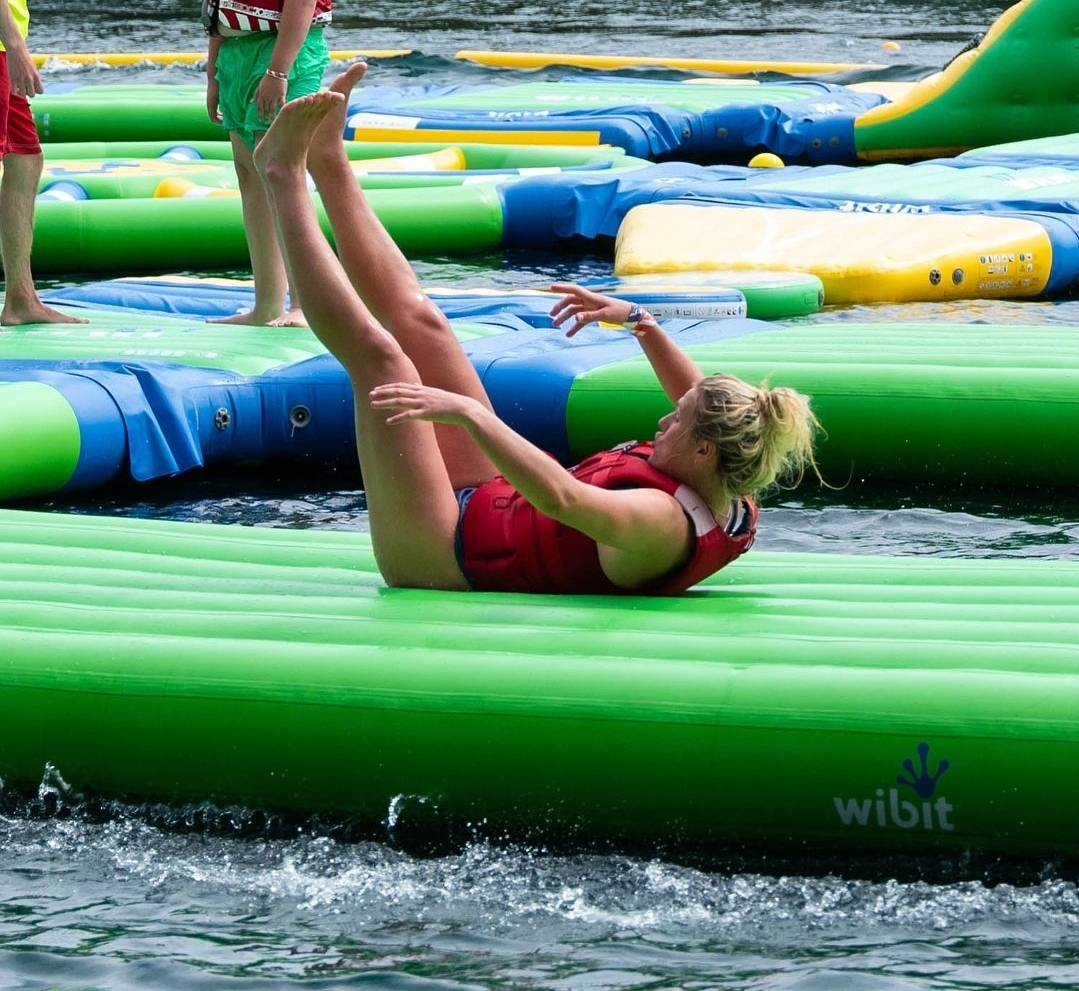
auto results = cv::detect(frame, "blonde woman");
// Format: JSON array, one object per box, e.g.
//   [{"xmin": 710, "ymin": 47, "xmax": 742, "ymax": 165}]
[{"xmin": 255, "ymin": 65, "xmax": 821, "ymax": 594}]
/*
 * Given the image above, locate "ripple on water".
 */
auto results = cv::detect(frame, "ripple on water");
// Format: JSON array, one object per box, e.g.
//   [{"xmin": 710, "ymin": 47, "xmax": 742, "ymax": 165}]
[{"xmin": 4, "ymin": 811, "xmax": 1079, "ymax": 989}]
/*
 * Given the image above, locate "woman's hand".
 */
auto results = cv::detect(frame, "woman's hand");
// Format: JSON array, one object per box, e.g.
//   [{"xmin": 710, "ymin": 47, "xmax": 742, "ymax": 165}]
[
  {"xmin": 370, "ymin": 382, "xmax": 482, "ymax": 426},
  {"xmin": 549, "ymin": 282, "xmax": 634, "ymax": 337}
]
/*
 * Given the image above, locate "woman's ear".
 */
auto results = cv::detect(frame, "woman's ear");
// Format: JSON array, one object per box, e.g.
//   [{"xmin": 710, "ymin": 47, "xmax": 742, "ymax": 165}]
[{"xmin": 695, "ymin": 437, "xmax": 716, "ymax": 462}]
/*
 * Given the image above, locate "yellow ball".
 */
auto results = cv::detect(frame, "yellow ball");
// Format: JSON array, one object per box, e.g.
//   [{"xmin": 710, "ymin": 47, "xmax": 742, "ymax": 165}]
[
  {"xmin": 882, "ymin": 40, "xmax": 902, "ymax": 51},
  {"xmin": 748, "ymin": 152, "xmax": 785, "ymax": 169}
]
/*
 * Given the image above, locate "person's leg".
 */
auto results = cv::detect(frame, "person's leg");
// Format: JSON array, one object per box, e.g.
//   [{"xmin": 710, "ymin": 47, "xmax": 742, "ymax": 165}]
[
  {"xmin": 255, "ymin": 90, "xmax": 467, "ymax": 589},
  {"xmin": 0, "ymin": 85, "xmax": 87, "ymax": 326},
  {"xmin": 209, "ymin": 33, "xmax": 304, "ymax": 328},
  {"xmin": 305, "ymin": 63, "xmax": 499, "ymax": 489},
  {"xmin": 207, "ymin": 131, "xmax": 305, "ymax": 327}
]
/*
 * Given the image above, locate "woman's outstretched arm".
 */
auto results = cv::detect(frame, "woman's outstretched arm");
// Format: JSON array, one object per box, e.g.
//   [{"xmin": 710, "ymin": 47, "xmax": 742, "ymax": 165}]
[
  {"xmin": 370, "ymin": 382, "xmax": 690, "ymax": 569},
  {"xmin": 549, "ymin": 283, "xmax": 703, "ymax": 406}
]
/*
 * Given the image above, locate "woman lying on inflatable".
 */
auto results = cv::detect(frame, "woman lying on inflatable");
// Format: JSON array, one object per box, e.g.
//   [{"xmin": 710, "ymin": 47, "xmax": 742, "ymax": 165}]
[{"xmin": 255, "ymin": 63, "xmax": 821, "ymax": 595}]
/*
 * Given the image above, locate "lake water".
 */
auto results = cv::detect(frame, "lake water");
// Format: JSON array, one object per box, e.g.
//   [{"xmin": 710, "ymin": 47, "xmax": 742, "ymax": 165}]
[
  {"xmin": 4, "ymin": 2, "xmax": 1079, "ymax": 988},
  {"xmin": 30, "ymin": 0, "xmax": 1012, "ymax": 79}
]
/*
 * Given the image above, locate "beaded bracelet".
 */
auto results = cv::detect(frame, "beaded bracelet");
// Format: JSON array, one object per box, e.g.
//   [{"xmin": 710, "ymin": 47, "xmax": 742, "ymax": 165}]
[{"xmin": 265, "ymin": 68, "xmax": 289, "ymax": 80}]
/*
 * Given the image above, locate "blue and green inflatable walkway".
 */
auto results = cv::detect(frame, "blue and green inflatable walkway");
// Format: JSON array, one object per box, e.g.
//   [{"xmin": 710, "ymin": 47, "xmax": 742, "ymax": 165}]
[{"xmin": 4, "ymin": 280, "xmax": 1079, "ymax": 502}]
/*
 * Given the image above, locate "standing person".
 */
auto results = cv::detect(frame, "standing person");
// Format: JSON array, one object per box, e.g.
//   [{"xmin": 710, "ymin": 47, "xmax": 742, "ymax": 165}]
[
  {"xmin": 254, "ymin": 65, "xmax": 821, "ymax": 595},
  {"xmin": 0, "ymin": 0, "xmax": 85, "ymax": 326},
  {"xmin": 203, "ymin": 0, "xmax": 331, "ymax": 326}
]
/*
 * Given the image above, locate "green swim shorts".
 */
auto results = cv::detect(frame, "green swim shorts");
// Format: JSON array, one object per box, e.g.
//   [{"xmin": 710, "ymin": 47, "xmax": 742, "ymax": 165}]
[{"xmin": 215, "ymin": 28, "xmax": 329, "ymax": 149}]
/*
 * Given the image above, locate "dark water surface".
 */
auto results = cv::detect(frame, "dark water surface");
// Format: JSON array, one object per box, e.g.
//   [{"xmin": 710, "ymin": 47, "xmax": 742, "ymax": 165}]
[
  {"xmin": 5, "ymin": 2, "xmax": 1079, "ymax": 989},
  {"xmin": 30, "ymin": 0, "xmax": 1009, "ymax": 77}
]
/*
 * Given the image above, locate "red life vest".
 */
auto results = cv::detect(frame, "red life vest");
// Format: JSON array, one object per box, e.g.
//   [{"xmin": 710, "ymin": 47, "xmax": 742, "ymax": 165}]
[
  {"xmin": 213, "ymin": 0, "xmax": 332, "ymax": 33},
  {"xmin": 459, "ymin": 442, "xmax": 757, "ymax": 595}
]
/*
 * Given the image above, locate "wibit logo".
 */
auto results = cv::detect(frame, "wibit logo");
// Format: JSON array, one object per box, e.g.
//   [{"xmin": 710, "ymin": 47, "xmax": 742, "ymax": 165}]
[{"xmin": 834, "ymin": 742, "xmax": 954, "ymax": 832}]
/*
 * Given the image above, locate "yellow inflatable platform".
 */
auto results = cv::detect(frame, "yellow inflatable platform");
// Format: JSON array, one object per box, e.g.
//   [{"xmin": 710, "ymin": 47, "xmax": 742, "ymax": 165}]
[{"xmin": 614, "ymin": 203, "xmax": 1052, "ymax": 305}]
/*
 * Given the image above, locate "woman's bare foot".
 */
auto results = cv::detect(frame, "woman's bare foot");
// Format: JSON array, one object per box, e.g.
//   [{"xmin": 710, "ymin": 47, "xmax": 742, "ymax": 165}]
[
  {"xmin": 252, "ymin": 90, "xmax": 346, "ymax": 186},
  {"xmin": 307, "ymin": 62, "xmax": 368, "ymax": 171}
]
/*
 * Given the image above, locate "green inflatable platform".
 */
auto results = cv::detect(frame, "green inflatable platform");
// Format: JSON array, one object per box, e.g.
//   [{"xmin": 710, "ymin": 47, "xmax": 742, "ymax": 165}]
[
  {"xmin": 2, "ymin": 313, "xmax": 1078, "ymax": 501},
  {"xmin": 1, "ymin": 509, "xmax": 1078, "ymax": 869}
]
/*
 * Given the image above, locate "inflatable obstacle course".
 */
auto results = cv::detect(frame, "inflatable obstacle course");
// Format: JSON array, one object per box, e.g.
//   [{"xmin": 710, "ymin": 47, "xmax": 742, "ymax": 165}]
[
  {"xmin": 31, "ymin": 2, "xmax": 1077, "ymax": 165},
  {"xmin": 494, "ymin": 156, "xmax": 1079, "ymax": 302}
]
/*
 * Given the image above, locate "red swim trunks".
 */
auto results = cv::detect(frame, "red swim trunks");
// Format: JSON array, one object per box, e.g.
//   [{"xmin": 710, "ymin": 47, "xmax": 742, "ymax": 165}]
[{"xmin": 0, "ymin": 51, "xmax": 42, "ymax": 156}]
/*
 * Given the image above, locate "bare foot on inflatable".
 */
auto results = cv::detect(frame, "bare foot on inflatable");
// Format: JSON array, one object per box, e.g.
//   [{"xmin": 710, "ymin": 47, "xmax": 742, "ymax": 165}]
[
  {"xmin": 0, "ymin": 301, "xmax": 89, "ymax": 326},
  {"xmin": 206, "ymin": 306, "xmax": 307, "ymax": 327},
  {"xmin": 253, "ymin": 90, "xmax": 345, "ymax": 186},
  {"xmin": 268, "ymin": 307, "xmax": 307, "ymax": 328},
  {"xmin": 207, "ymin": 310, "xmax": 274, "ymax": 327}
]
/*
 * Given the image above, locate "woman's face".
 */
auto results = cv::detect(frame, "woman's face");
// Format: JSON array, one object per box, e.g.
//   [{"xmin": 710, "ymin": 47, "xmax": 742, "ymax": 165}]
[{"xmin": 650, "ymin": 387, "xmax": 704, "ymax": 478}]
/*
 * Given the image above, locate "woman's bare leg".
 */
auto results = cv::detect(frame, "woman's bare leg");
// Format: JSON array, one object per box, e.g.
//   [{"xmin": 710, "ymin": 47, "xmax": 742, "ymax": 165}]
[
  {"xmin": 254, "ymin": 91, "xmax": 466, "ymax": 589},
  {"xmin": 304, "ymin": 63, "xmax": 498, "ymax": 490}
]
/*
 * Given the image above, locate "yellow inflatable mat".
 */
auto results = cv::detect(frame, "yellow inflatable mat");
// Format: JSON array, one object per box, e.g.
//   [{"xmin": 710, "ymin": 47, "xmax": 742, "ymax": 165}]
[{"xmin": 614, "ymin": 202, "xmax": 1051, "ymax": 305}]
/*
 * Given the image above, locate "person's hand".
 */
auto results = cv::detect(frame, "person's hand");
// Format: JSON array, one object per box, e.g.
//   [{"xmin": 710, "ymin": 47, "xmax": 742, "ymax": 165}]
[
  {"xmin": 6, "ymin": 47, "xmax": 42, "ymax": 99},
  {"xmin": 254, "ymin": 73, "xmax": 287, "ymax": 123},
  {"xmin": 206, "ymin": 79, "xmax": 222, "ymax": 124},
  {"xmin": 370, "ymin": 382, "xmax": 480, "ymax": 426},
  {"xmin": 549, "ymin": 282, "xmax": 634, "ymax": 337}
]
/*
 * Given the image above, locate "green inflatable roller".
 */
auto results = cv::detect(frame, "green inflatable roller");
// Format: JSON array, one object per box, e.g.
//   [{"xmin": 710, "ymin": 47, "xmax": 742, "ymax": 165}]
[
  {"xmin": 30, "ymin": 183, "xmax": 505, "ymax": 271},
  {"xmin": 33, "ymin": 85, "xmax": 223, "ymax": 143},
  {"xmin": 0, "ymin": 383, "xmax": 82, "ymax": 499},
  {"xmin": 564, "ymin": 320, "xmax": 1079, "ymax": 488},
  {"xmin": 1, "ymin": 509, "xmax": 1078, "ymax": 868},
  {"xmin": 42, "ymin": 138, "xmax": 644, "ymax": 170},
  {"xmin": 586, "ymin": 270, "xmax": 825, "ymax": 320}
]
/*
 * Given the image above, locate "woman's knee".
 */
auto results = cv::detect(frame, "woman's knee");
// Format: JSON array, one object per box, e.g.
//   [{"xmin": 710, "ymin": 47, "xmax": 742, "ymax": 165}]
[
  {"xmin": 339, "ymin": 329, "xmax": 409, "ymax": 381},
  {"xmin": 392, "ymin": 291, "xmax": 451, "ymax": 339}
]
